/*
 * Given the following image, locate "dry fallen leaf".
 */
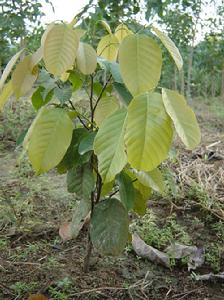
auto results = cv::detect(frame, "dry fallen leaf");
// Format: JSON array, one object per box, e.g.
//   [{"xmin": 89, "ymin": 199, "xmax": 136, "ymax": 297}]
[
  {"xmin": 59, "ymin": 222, "xmax": 73, "ymax": 241},
  {"xmin": 27, "ymin": 294, "xmax": 48, "ymax": 300}
]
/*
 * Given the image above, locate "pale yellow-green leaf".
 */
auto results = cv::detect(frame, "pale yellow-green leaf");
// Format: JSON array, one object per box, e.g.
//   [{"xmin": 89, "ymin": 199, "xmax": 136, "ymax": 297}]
[
  {"xmin": 0, "ymin": 81, "xmax": 13, "ymax": 111},
  {"xmin": 11, "ymin": 55, "xmax": 38, "ymax": 98},
  {"xmin": 41, "ymin": 23, "xmax": 55, "ymax": 46},
  {"xmin": 0, "ymin": 49, "xmax": 24, "ymax": 90},
  {"xmin": 26, "ymin": 107, "xmax": 73, "ymax": 174},
  {"xmin": 125, "ymin": 92, "xmax": 173, "ymax": 171},
  {"xmin": 94, "ymin": 96, "xmax": 119, "ymax": 127},
  {"xmin": 97, "ymin": 34, "xmax": 119, "ymax": 62},
  {"xmin": 162, "ymin": 88, "xmax": 201, "ymax": 150},
  {"xmin": 76, "ymin": 42, "xmax": 97, "ymax": 75},
  {"xmin": 101, "ymin": 180, "xmax": 114, "ymax": 196},
  {"xmin": 60, "ymin": 72, "xmax": 70, "ymax": 82},
  {"xmin": 31, "ymin": 47, "xmax": 43, "ymax": 67},
  {"xmin": 100, "ymin": 20, "xmax": 112, "ymax": 34},
  {"xmin": 152, "ymin": 26, "xmax": 183, "ymax": 71},
  {"xmin": 43, "ymin": 24, "xmax": 79, "ymax": 76},
  {"xmin": 94, "ymin": 108, "xmax": 127, "ymax": 183},
  {"xmin": 74, "ymin": 28, "xmax": 86, "ymax": 39},
  {"xmin": 119, "ymin": 34, "xmax": 162, "ymax": 96},
  {"xmin": 132, "ymin": 168, "xmax": 165, "ymax": 194},
  {"xmin": 115, "ymin": 24, "xmax": 132, "ymax": 43}
]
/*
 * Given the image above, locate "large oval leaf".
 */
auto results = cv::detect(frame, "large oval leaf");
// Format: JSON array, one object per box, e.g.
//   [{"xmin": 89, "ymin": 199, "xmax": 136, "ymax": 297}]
[
  {"xmin": 97, "ymin": 34, "xmax": 119, "ymax": 62},
  {"xmin": 94, "ymin": 109, "xmax": 127, "ymax": 183},
  {"xmin": 26, "ymin": 107, "xmax": 73, "ymax": 174},
  {"xmin": 119, "ymin": 34, "xmax": 162, "ymax": 96},
  {"xmin": 152, "ymin": 26, "xmax": 183, "ymax": 71},
  {"xmin": 0, "ymin": 49, "xmax": 24, "ymax": 90},
  {"xmin": 43, "ymin": 24, "xmax": 79, "ymax": 76},
  {"xmin": 11, "ymin": 55, "xmax": 38, "ymax": 98},
  {"xmin": 76, "ymin": 42, "xmax": 97, "ymax": 75},
  {"xmin": 0, "ymin": 81, "xmax": 13, "ymax": 111},
  {"xmin": 162, "ymin": 88, "xmax": 201, "ymax": 150},
  {"xmin": 125, "ymin": 92, "xmax": 173, "ymax": 171},
  {"xmin": 94, "ymin": 96, "xmax": 119, "ymax": 127},
  {"xmin": 90, "ymin": 198, "xmax": 129, "ymax": 256}
]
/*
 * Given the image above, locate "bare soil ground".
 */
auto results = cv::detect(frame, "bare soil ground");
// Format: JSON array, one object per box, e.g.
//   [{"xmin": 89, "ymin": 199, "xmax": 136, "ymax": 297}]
[{"xmin": 0, "ymin": 99, "xmax": 224, "ymax": 300}]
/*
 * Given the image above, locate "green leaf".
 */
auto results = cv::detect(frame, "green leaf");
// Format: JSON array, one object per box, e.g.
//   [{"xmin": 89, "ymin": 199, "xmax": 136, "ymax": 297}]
[
  {"xmin": 0, "ymin": 49, "xmax": 24, "ymax": 90},
  {"xmin": 67, "ymin": 164, "xmax": 95, "ymax": 199},
  {"xmin": 43, "ymin": 24, "xmax": 79, "ymax": 76},
  {"xmin": 101, "ymin": 181, "xmax": 114, "ymax": 196},
  {"xmin": 76, "ymin": 42, "xmax": 97, "ymax": 75},
  {"xmin": 78, "ymin": 131, "xmax": 96, "ymax": 155},
  {"xmin": 31, "ymin": 86, "xmax": 53, "ymax": 110},
  {"xmin": 113, "ymin": 82, "xmax": 132, "ymax": 106},
  {"xmin": 69, "ymin": 71, "xmax": 83, "ymax": 91},
  {"xmin": 94, "ymin": 96, "xmax": 120, "ymax": 127},
  {"xmin": 152, "ymin": 26, "xmax": 183, "ymax": 71},
  {"xmin": 54, "ymin": 85, "xmax": 72, "ymax": 103},
  {"xmin": 133, "ymin": 189, "xmax": 147, "ymax": 216},
  {"xmin": 26, "ymin": 107, "xmax": 73, "ymax": 174},
  {"xmin": 162, "ymin": 88, "xmax": 201, "ymax": 150},
  {"xmin": 56, "ymin": 128, "xmax": 89, "ymax": 173},
  {"xmin": 125, "ymin": 92, "xmax": 173, "ymax": 171},
  {"xmin": 0, "ymin": 81, "xmax": 13, "ymax": 111},
  {"xmin": 132, "ymin": 168, "xmax": 164, "ymax": 193},
  {"xmin": 117, "ymin": 172, "xmax": 135, "ymax": 211},
  {"xmin": 16, "ymin": 129, "xmax": 28, "ymax": 146},
  {"xmin": 12, "ymin": 55, "xmax": 38, "ymax": 98},
  {"xmin": 119, "ymin": 34, "xmax": 162, "ymax": 96},
  {"xmin": 94, "ymin": 109, "xmax": 127, "ymax": 183},
  {"xmin": 97, "ymin": 58, "xmax": 123, "ymax": 83},
  {"xmin": 90, "ymin": 198, "xmax": 129, "ymax": 256},
  {"xmin": 97, "ymin": 34, "xmax": 119, "ymax": 62}
]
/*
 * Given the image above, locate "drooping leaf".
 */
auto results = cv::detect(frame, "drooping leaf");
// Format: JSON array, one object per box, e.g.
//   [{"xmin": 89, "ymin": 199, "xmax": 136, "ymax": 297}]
[
  {"xmin": 117, "ymin": 171, "xmax": 135, "ymax": 211},
  {"xmin": 94, "ymin": 109, "xmax": 127, "ymax": 183},
  {"xmin": 119, "ymin": 34, "xmax": 162, "ymax": 96},
  {"xmin": 97, "ymin": 58, "xmax": 123, "ymax": 83},
  {"xmin": 60, "ymin": 198, "xmax": 92, "ymax": 242},
  {"xmin": 125, "ymin": 92, "xmax": 173, "ymax": 171},
  {"xmin": 152, "ymin": 26, "xmax": 183, "ymax": 71},
  {"xmin": 90, "ymin": 198, "xmax": 129, "ymax": 256},
  {"xmin": 132, "ymin": 168, "xmax": 164, "ymax": 193},
  {"xmin": 70, "ymin": 199, "xmax": 91, "ymax": 238},
  {"xmin": 31, "ymin": 47, "xmax": 43, "ymax": 67},
  {"xmin": 0, "ymin": 81, "xmax": 13, "ymax": 111},
  {"xmin": 26, "ymin": 107, "xmax": 73, "ymax": 174},
  {"xmin": 94, "ymin": 96, "xmax": 119, "ymax": 127},
  {"xmin": 12, "ymin": 55, "xmax": 38, "ymax": 98},
  {"xmin": 0, "ymin": 49, "xmax": 24, "ymax": 90},
  {"xmin": 16, "ymin": 129, "xmax": 28, "ymax": 146},
  {"xmin": 113, "ymin": 82, "xmax": 132, "ymax": 106},
  {"xmin": 162, "ymin": 88, "xmax": 201, "ymax": 150},
  {"xmin": 78, "ymin": 131, "xmax": 96, "ymax": 155},
  {"xmin": 43, "ymin": 24, "xmax": 79, "ymax": 76},
  {"xmin": 76, "ymin": 42, "xmax": 97, "ymax": 75},
  {"xmin": 67, "ymin": 164, "xmax": 95, "ymax": 199},
  {"xmin": 100, "ymin": 20, "xmax": 112, "ymax": 34},
  {"xmin": 97, "ymin": 34, "xmax": 119, "ymax": 62},
  {"xmin": 115, "ymin": 24, "xmax": 132, "ymax": 43},
  {"xmin": 133, "ymin": 189, "xmax": 148, "ymax": 216}
]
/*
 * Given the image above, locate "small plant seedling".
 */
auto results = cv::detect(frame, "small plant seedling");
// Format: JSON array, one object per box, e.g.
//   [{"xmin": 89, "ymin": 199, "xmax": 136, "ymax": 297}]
[{"xmin": 0, "ymin": 19, "xmax": 201, "ymax": 271}]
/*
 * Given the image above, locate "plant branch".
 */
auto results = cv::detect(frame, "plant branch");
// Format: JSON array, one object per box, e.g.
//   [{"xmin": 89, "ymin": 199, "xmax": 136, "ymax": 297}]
[
  {"xmin": 93, "ymin": 74, "xmax": 112, "ymax": 114},
  {"xmin": 89, "ymin": 75, "xmax": 94, "ymax": 128}
]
